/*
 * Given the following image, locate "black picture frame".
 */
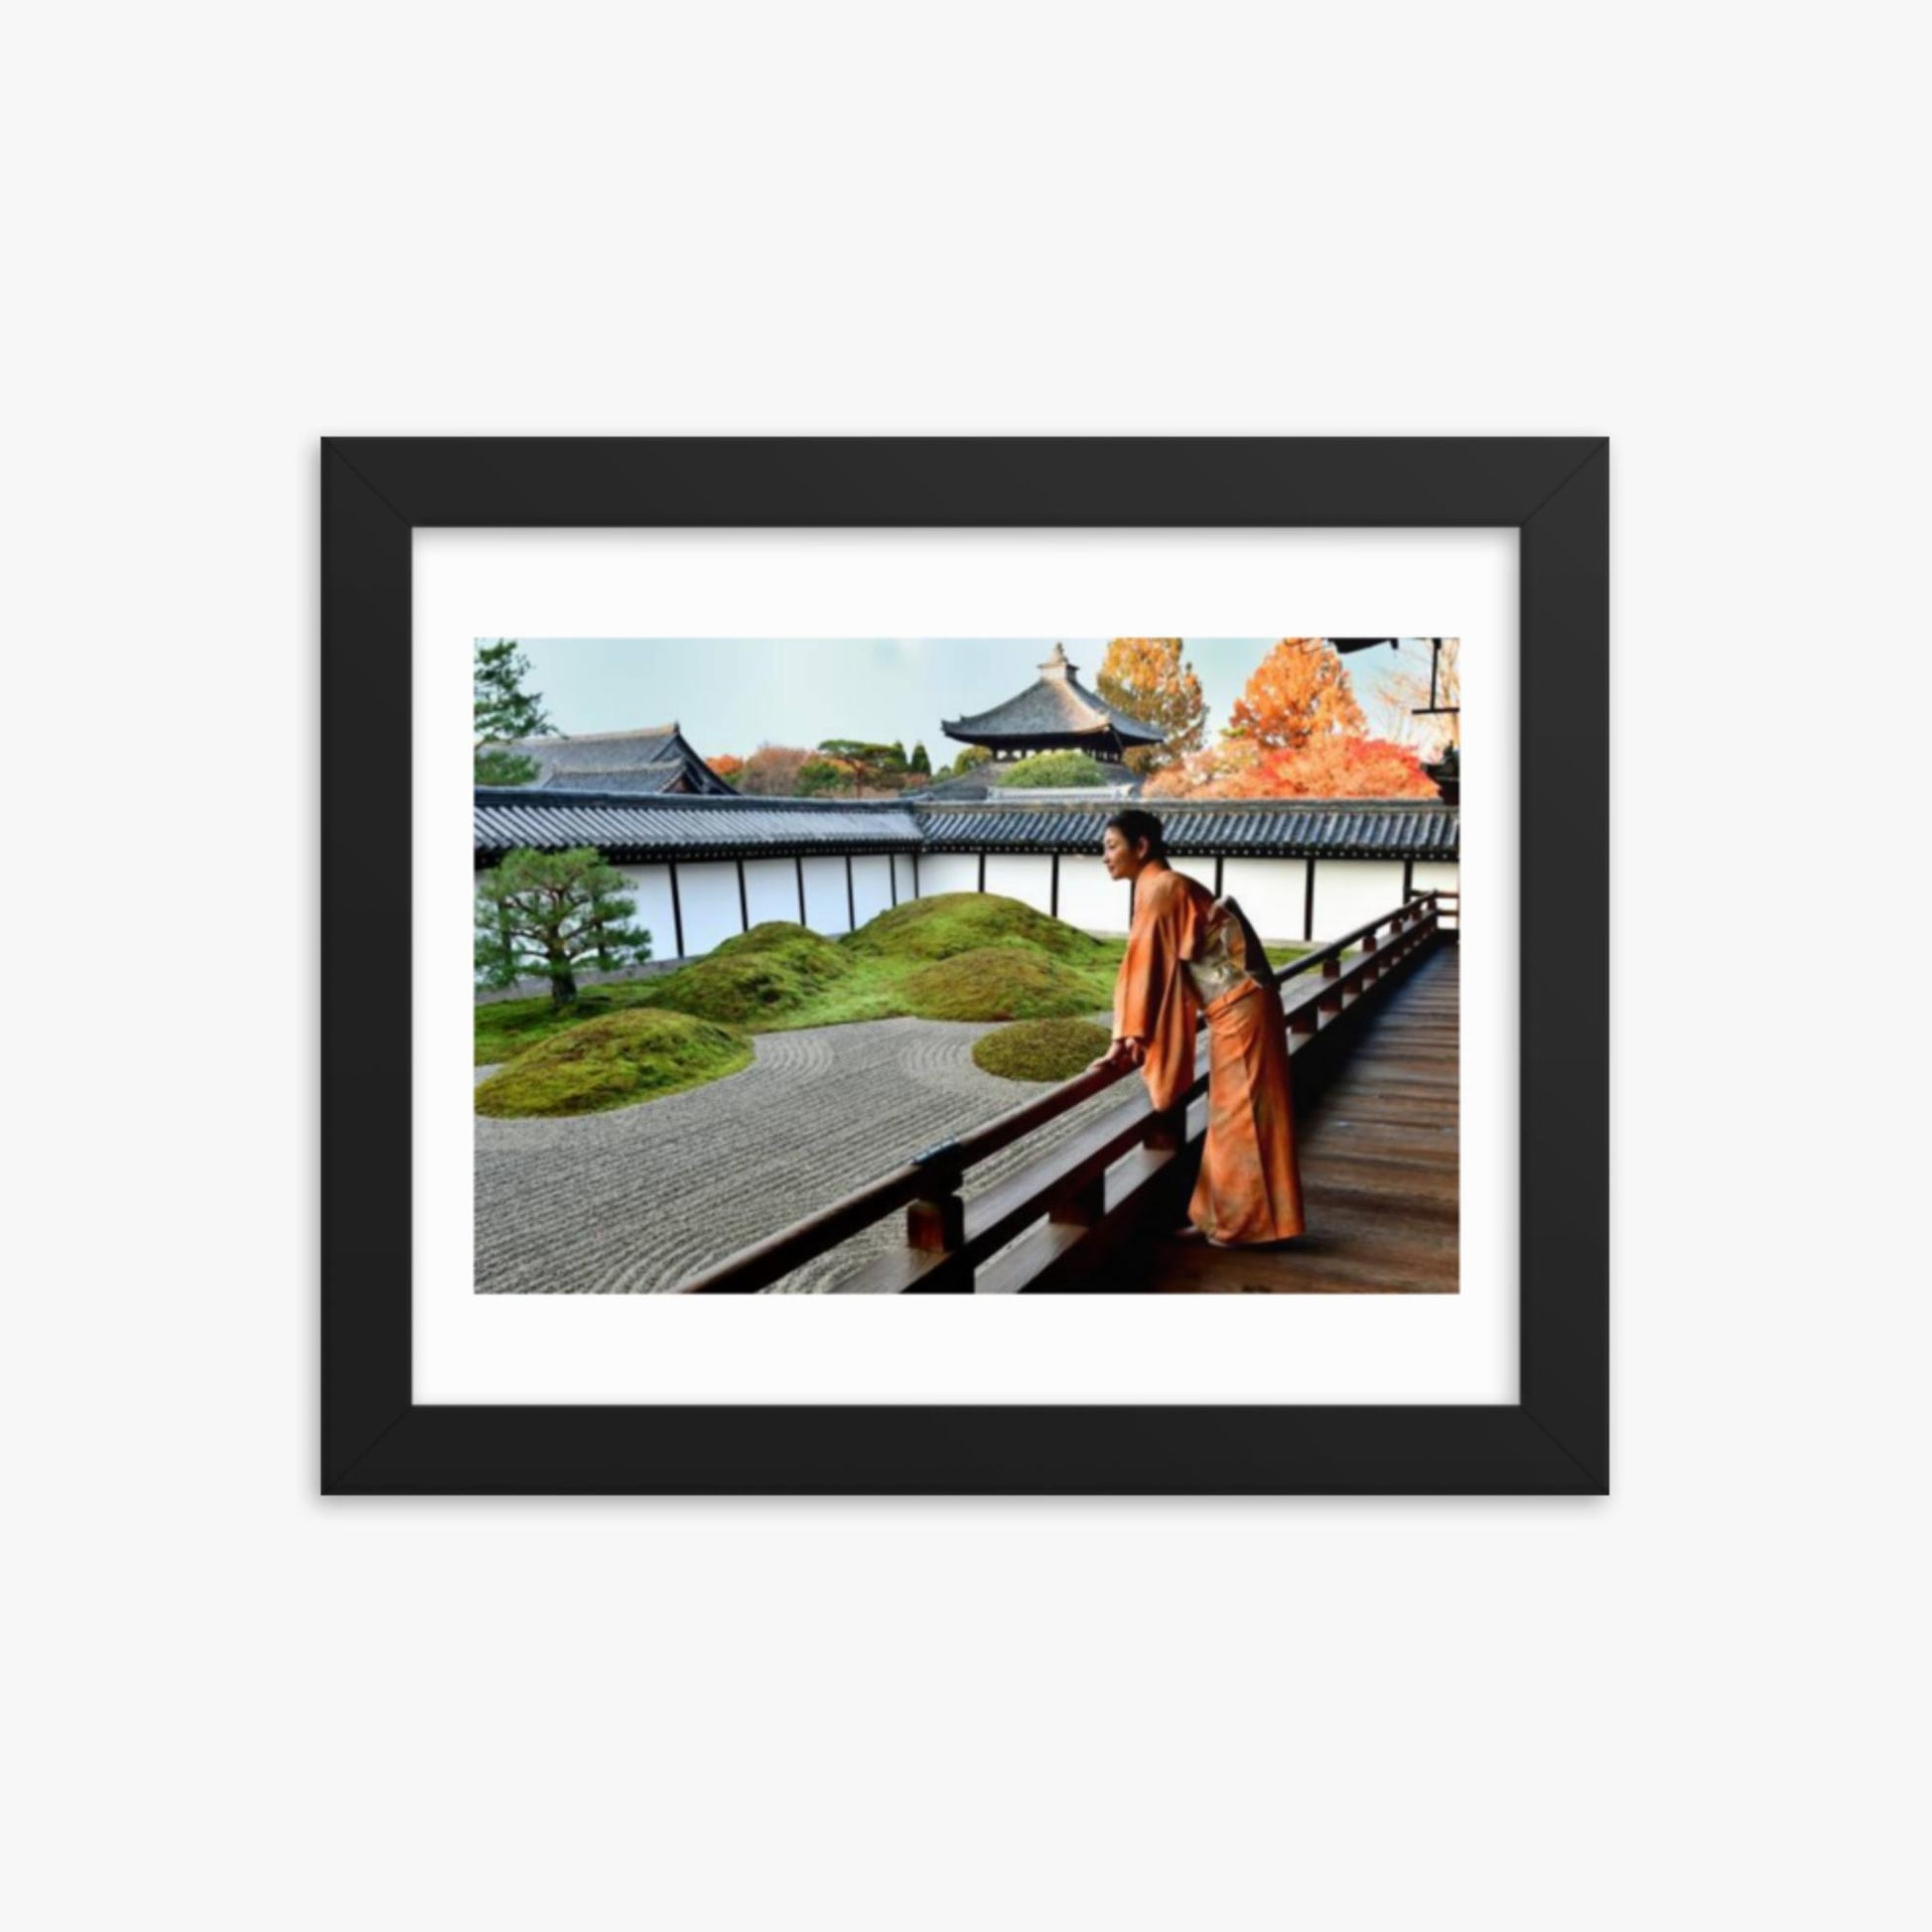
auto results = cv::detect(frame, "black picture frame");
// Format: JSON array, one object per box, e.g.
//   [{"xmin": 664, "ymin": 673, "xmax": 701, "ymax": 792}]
[{"xmin": 323, "ymin": 436, "xmax": 1607, "ymax": 1495}]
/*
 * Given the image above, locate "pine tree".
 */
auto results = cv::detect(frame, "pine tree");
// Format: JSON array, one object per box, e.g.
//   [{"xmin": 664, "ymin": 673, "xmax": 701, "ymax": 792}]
[
  {"xmin": 475, "ymin": 847, "xmax": 651, "ymax": 1007},
  {"xmin": 909, "ymin": 742, "xmax": 931, "ymax": 774},
  {"xmin": 1096, "ymin": 638, "xmax": 1208, "ymax": 775},
  {"xmin": 474, "ymin": 639, "xmax": 555, "ymax": 785}
]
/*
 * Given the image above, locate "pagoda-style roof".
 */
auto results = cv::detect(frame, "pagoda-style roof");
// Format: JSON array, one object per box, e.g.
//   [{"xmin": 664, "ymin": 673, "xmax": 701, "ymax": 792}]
[{"xmin": 940, "ymin": 643, "xmax": 1165, "ymax": 756}]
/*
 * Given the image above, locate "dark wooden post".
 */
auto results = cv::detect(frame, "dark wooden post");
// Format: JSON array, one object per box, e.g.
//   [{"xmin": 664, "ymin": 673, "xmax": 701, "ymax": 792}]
[
  {"xmin": 905, "ymin": 1141, "xmax": 971, "ymax": 1293},
  {"xmin": 795, "ymin": 855, "xmax": 807, "ymax": 923},
  {"xmin": 1050, "ymin": 853, "xmax": 1060, "ymax": 918},
  {"xmin": 1049, "ymin": 1170, "xmax": 1108, "ymax": 1228},
  {"xmin": 845, "ymin": 854, "xmax": 856, "ymax": 931},
  {"xmin": 668, "ymin": 862, "xmax": 686, "ymax": 957},
  {"xmin": 736, "ymin": 859, "xmax": 750, "ymax": 934}
]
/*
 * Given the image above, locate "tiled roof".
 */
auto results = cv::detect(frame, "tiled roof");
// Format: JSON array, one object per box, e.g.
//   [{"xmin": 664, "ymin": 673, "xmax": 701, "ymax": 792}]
[
  {"xmin": 476, "ymin": 789, "xmax": 924, "ymax": 860},
  {"xmin": 940, "ymin": 643, "xmax": 1164, "ymax": 748},
  {"xmin": 913, "ymin": 798, "xmax": 1457, "ymax": 858},
  {"xmin": 540, "ymin": 763, "xmax": 689, "ymax": 794},
  {"xmin": 497, "ymin": 724, "xmax": 740, "ymax": 796},
  {"xmin": 477, "ymin": 789, "xmax": 1456, "ymax": 861},
  {"xmin": 504, "ymin": 726, "xmax": 682, "ymax": 769}
]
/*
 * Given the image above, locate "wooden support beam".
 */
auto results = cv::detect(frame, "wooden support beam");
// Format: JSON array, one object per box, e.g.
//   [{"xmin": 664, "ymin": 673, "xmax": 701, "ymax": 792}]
[
  {"xmin": 668, "ymin": 861, "xmax": 685, "ymax": 957},
  {"xmin": 1048, "ymin": 1172, "xmax": 1109, "ymax": 1228}
]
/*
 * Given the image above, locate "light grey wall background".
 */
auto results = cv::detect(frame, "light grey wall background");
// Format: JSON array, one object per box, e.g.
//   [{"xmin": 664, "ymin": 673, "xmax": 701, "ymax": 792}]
[{"xmin": 8, "ymin": 8, "xmax": 1919, "ymax": 1932}]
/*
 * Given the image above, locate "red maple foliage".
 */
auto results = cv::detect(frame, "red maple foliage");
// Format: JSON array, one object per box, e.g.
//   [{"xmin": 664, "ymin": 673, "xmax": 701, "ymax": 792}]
[{"xmin": 1148, "ymin": 734, "xmax": 1436, "ymax": 800}]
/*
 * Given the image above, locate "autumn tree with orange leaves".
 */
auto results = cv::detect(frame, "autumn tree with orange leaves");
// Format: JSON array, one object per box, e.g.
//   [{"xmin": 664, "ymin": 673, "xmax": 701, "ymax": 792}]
[
  {"xmin": 1095, "ymin": 637, "xmax": 1208, "ymax": 775},
  {"xmin": 1226, "ymin": 637, "xmax": 1365, "ymax": 753},
  {"xmin": 1221, "ymin": 736, "xmax": 1436, "ymax": 799}
]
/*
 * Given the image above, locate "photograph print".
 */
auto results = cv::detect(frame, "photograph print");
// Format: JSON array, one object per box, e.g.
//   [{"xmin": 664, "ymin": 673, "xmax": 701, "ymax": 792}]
[{"xmin": 473, "ymin": 634, "xmax": 1461, "ymax": 1296}]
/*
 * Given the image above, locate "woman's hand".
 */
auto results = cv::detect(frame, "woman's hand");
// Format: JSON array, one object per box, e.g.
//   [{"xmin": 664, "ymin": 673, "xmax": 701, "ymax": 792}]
[{"xmin": 1088, "ymin": 1037, "xmax": 1147, "ymax": 1074}]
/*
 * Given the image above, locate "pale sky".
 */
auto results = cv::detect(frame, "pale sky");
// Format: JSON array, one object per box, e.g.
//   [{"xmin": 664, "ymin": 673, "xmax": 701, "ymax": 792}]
[{"xmin": 504, "ymin": 637, "xmax": 1445, "ymax": 760}]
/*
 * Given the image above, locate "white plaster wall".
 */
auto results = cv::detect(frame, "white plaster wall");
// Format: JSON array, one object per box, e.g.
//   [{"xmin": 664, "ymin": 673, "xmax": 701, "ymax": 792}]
[
  {"xmin": 611, "ymin": 864, "xmax": 679, "ymax": 965},
  {"xmin": 891, "ymin": 853, "xmax": 915, "ymax": 904},
  {"xmin": 983, "ymin": 853, "xmax": 1052, "ymax": 913},
  {"xmin": 1168, "ymin": 854, "xmax": 1217, "ymax": 895},
  {"xmin": 800, "ymin": 855, "xmax": 851, "ymax": 933},
  {"xmin": 740, "ymin": 857, "xmax": 799, "ymax": 929},
  {"xmin": 916, "ymin": 853, "xmax": 978, "ymax": 898},
  {"xmin": 1311, "ymin": 860, "xmax": 1409, "ymax": 941},
  {"xmin": 851, "ymin": 854, "xmax": 894, "ymax": 927},
  {"xmin": 674, "ymin": 860, "xmax": 743, "ymax": 956},
  {"xmin": 1223, "ymin": 858, "xmax": 1309, "ymax": 942},
  {"xmin": 1058, "ymin": 853, "xmax": 1132, "ymax": 933},
  {"xmin": 1411, "ymin": 859, "xmax": 1461, "ymax": 927}
]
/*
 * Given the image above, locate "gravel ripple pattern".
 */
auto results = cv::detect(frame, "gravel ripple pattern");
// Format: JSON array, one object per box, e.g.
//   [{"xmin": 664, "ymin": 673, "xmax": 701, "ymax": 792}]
[{"xmin": 475, "ymin": 1013, "xmax": 1126, "ymax": 1294}]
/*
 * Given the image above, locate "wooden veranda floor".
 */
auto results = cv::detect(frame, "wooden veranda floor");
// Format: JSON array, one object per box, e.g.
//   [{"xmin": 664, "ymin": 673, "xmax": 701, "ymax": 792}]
[{"xmin": 1139, "ymin": 942, "xmax": 1460, "ymax": 1294}]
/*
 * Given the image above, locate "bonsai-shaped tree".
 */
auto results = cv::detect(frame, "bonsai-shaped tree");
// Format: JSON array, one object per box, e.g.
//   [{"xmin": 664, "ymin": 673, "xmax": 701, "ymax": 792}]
[{"xmin": 475, "ymin": 846, "xmax": 652, "ymax": 1007}]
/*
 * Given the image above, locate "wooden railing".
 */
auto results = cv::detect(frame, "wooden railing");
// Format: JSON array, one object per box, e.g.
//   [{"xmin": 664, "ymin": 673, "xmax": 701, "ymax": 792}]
[{"xmin": 676, "ymin": 891, "xmax": 1453, "ymax": 1296}]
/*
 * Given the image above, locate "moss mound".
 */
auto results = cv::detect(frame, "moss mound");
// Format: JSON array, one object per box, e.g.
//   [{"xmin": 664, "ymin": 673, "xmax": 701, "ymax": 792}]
[
  {"xmin": 711, "ymin": 921, "xmax": 852, "ymax": 981},
  {"xmin": 475, "ymin": 982, "xmax": 661, "ymax": 1067},
  {"xmin": 475, "ymin": 1010, "xmax": 751, "ymax": 1119},
  {"xmin": 633, "ymin": 952, "xmax": 826, "ymax": 1025},
  {"xmin": 972, "ymin": 1018, "xmax": 1113, "ymax": 1083},
  {"xmin": 899, "ymin": 946, "xmax": 1107, "ymax": 1023},
  {"xmin": 846, "ymin": 892, "xmax": 1112, "ymax": 964}
]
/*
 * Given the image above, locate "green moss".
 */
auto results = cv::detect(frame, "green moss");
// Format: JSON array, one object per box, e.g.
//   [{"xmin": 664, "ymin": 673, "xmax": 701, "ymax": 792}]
[
  {"xmin": 899, "ymin": 946, "xmax": 1111, "ymax": 1022},
  {"xmin": 475, "ymin": 982, "xmax": 663, "ymax": 1066},
  {"xmin": 476, "ymin": 917, "xmax": 1326, "ymax": 1065},
  {"xmin": 972, "ymin": 1018, "xmax": 1114, "ymax": 1083},
  {"xmin": 711, "ymin": 921, "xmax": 852, "ymax": 981},
  {"xmin": 630, "ymin": 952, "xmax": 825, "ymax": 1026},
  {"xmin": 475, "ymin": 1009, "xmax": 753, "ymax": 1119},
  {"xmin": 844, "ymin": 892, "xmax": 1113, "ymax": 964}
]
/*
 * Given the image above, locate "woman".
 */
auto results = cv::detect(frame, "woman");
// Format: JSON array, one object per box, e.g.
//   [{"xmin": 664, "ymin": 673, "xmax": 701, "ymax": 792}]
[{"xmin": 1089, "ymin": 809, "xmax": 1306, "ymax": 1247}]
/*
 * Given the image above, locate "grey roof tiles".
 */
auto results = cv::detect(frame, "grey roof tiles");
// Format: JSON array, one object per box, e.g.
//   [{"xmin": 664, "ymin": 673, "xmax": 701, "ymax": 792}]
[{"xmin": 476, "ymin": 789, "xmax": 1457, "ymax": 862}]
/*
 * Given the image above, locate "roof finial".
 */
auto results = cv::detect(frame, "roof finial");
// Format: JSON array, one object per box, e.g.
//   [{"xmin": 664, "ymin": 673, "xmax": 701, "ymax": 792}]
[{"xmin": 1039, "ymin": 641, "xmax": 1075, "ymax": 678}]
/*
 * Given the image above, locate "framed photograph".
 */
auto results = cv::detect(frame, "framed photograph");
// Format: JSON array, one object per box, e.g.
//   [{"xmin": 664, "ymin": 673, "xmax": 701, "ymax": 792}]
[{"xmin": 323, "ymin": 437, "xmax": 1606, "ymax": 1493}]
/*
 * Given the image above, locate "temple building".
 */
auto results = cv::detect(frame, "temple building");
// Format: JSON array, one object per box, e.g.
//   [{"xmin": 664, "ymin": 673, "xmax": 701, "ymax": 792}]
[
  {"xmin": 495, "ymin": 723, "xmax": 739, "ymax": 795},
  {"xmin": 938, "ymin": 642, "xmax": 1164, "ymax": 781}
]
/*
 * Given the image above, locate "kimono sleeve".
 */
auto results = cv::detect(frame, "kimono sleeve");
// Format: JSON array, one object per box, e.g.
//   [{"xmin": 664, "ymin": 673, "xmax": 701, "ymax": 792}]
[{"xmin": 1111, "ymin": 874, "xmax": 1208, "ymax": 1110}]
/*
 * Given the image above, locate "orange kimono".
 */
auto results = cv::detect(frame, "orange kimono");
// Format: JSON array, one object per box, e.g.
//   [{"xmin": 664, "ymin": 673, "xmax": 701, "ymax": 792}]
[{"xmin": 1112, "ymin": 864, "xmax": 1306, "ymax": 1245}]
